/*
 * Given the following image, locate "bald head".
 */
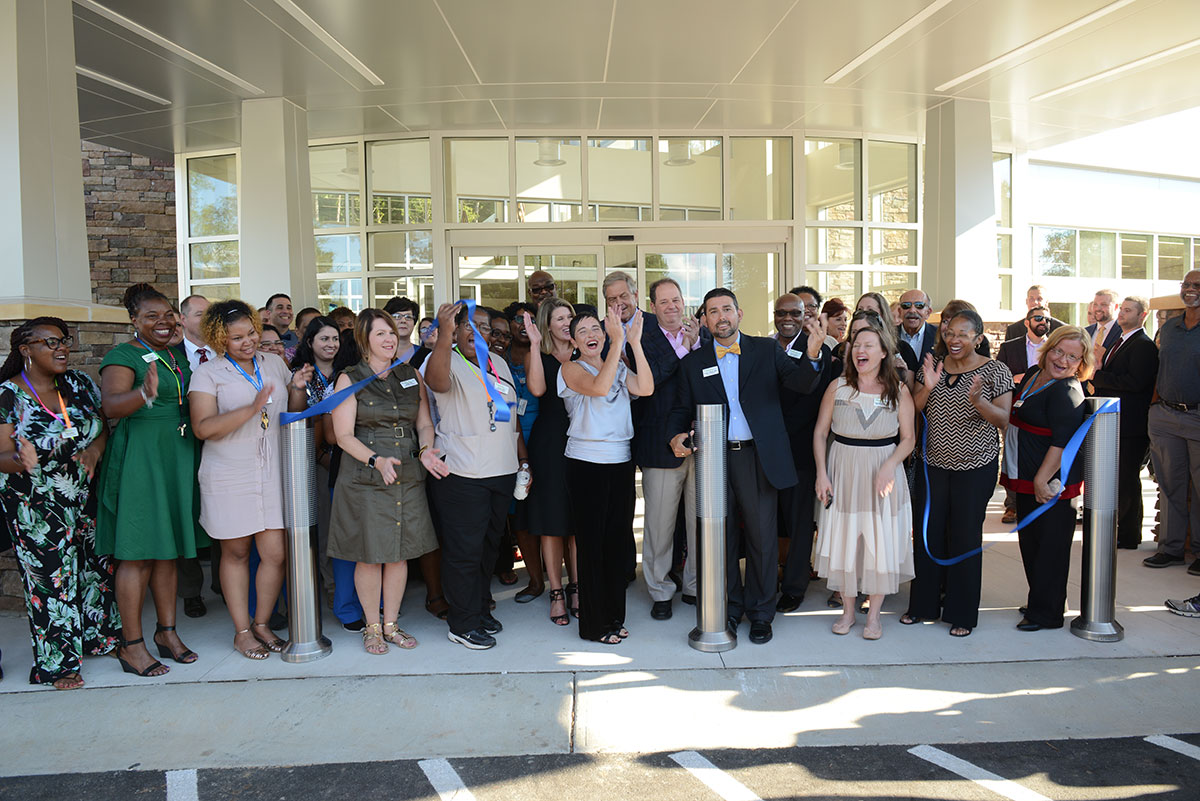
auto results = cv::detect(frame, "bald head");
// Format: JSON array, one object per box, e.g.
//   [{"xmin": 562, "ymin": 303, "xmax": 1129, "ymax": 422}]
[{"xmin": 528, "ymin": 271, "xmax": 556, "ymax": 305}]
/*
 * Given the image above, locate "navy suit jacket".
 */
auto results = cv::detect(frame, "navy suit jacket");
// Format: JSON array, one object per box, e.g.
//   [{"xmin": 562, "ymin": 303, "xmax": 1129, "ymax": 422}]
[
  {"xmin": 1085, "ymin": 321, "xmax": 1123, "ymax": 351},
  {"xmin": 668, "ymin": 333, "xmax": 827, "ymax": 490},
  {"xmin": 778, "ymin": 338, "xmax": 833, "ymax": 474},
  {"xmin": 631, "ymin": 313, "xmax": 708, "ymax": 469},
  {"xmin": 1090, "ymin": 329, "xmax": 1158, "ymax": 439}
]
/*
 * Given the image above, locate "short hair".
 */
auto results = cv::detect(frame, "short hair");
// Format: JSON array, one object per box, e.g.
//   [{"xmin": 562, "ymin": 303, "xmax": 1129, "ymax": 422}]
[
  {"xmin": 702, "ymin": 287, "xmax": 738, "ymax": 313},
  {"xmin": 265, "ymin": 293, "xmax": 291, "ymax": 309},
  {"xmin": 258, "ymin": 306, "xmax": 268, "ymax": 313},
  {"xmin": 261, "ymin": 324, "xmax": 282, "ymax": 339},
  {"xmin": 1026, "ymin": 305, "xmax": 1049, "ymax": 320},
  {"xmin": 503, "ymin": 301, "xmax": 537, "ymax": 321},
  {"xmin": 353, "ymin": 308, "xmax": 400, "ymax": 360},
  {"xmin": 295, "ymin": 306, "xmax": 320, "ymax": 323},
  {"xmin": 536, "ymin": 297, "xmax": 576, "ymax": 354},
  {"xmin": 789, "ymin": 285, "xmax": 822, "ymax": 305},
  {"xmin": 328, "ymin": 306, "xmax": 355, "ymax": 324},
  {"xmin": 948, "ymin": 308, "xmax": 985, "ymax": 338},
  {"xmin": 1037, "ymin": 325, "xmax": 1094, "ymax": 381},
  {"xmin": 649, "ymin": 277, "xmax": 682, "ymax": 304},
  {"xmin": 201, "ymin": 300, "xmax": 261, "ymax": 355},
  {"xmin": 180, "ymin": 294, "xmax": 208, "ymax": 315},
  {"xmin": 1094, "ymin": 288, "xmax": 1120, "ymax": 304},
  {"xmin": 568, "ymin": 310, "xmax": 601, "ymax": 341},
  {"xmin": 602, "ymin": 270, "xmax": 637, "ymax": 298},
  {"xmin": 383, "ymin": 296, "xmax": 419, "ymax": 317},
  {"xmin": 1027, "ymin": 284, "xmax": 1047, "ymax": 295},
  {"xmin": 822, "ymin": 297, "xmax": 848, "ymax": 317},
  {"xmin": 1124, "ymin": 295, "xmax": 1149, "ymax": 316},
  {"xmin": 485, "ymin": 306, "xmax": 508, "ymax": 325}
]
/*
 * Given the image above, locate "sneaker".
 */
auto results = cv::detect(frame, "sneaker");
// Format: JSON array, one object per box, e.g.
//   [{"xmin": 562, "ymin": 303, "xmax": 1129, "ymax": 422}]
[
  {"xmin": 1143, "ymin": 552, "xmax": 1185, "ymax": 568},
  {"xmin": 341, "ymin": 618, "xmax": 366, "ymax": 633},
  {"xmin": 1165, "ymin": 594, "xmax": 1200, "ymax": 617},
  {"xmin": 1001, "ymin": 508, "xmax": 1017, "ymax": 524},
  {"xmin": 448, "ymin": 629, "xmax": 496, "ymax": 650},
  {"xmin": 1189, "ymin": 558, "xmax": 1200, "ymax": 577},
  {"xmin": 480, "ymin": 613, "xmax": 503, "ymax": 635}
]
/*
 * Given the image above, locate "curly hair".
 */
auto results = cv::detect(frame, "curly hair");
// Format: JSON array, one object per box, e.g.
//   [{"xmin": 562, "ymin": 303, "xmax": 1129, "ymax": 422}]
[{"xmin": 200, "ymin": 299, "xmax": 261, "ymax": 356}]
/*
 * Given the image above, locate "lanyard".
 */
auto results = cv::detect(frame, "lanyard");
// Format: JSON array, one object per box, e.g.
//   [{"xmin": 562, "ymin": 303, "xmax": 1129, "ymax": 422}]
[
  {"xmin": 1018, "ymin": 370, "xmax": 1058, "ymax": 404},
  {"xmin": 313, "ymin": 367, "xmax": 330, "ymax": 391},
  {"xmin": 134, "ymin": 337, "xmax": 183, "ymax": 405},
  {"xmin": 454, "ymin": 347, "xmax": 503, "ymax": 431},
  {"xmin": 20, "ymin": 372, "xmax": 73, "ymax": 430},
  {"xmin": 225, "ymin": 354, "xmax": 270, "ymax": 430}
]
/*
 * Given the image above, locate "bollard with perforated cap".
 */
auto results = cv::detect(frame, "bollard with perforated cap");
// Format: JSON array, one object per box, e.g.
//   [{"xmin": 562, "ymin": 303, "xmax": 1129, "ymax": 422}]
[
  {"xmin": 279, "ymin": 418, "xmax": 333, "ymax": 662},
  {"xmin": 1072, "ymin": 396, "xmax": 1124, "ymax": 642},
  {"xmin": 689, "ymin": 404, "xmax": 736, "ymax": 652}
]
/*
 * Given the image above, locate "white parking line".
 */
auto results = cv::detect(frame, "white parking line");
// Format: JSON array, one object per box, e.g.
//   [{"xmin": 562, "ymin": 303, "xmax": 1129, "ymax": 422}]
[
  {"xmin": 669, "ymin": 750, "xmax": 762, "ymax": 801},
  {"xmin": 165, "ymin": 769, "xmax": 198, "ymax": 801},
  {"xmin": 1145, "ymin": 734, "xmax": 1200, "ymax": 761},
  {"xmin": 909, "ymin": 745, "xmax": 1050, "ymax": 801},
  {"xmin": 418, "ymin": 758, "xmax": 478, "ymax": 801}
]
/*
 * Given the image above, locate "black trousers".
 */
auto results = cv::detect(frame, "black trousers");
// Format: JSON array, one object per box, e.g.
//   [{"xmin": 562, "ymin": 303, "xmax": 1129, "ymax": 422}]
[
  {"xmin": 1117, "ymin": 435, "xmax": 1149, "ymax": 548},
  {"xmin": 568, "ymin": 458, "xmax": 635, "ymax": 641},
  {"xmin": 777, "ymin": 466, "xmax": 816, "ymax": 599},
  {"xmin": 727, "ymin": 444, "xmax": 780, "ymax": 624},
  {"xmin": 432, "ymin": 472, "xmax": 515, "ymax": 636},
  {"xmin": 908, "ymin": 459, "xmax": 997, "ymax": 629},
  {"xmin": 1016, "ymin": 493, "xmax": 1074, "ymax": 628}
]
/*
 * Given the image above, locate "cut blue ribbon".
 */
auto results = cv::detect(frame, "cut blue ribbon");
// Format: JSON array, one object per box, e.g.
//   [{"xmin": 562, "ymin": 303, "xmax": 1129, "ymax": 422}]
[{"xmin": 420, "ymin": 298, "xmax": 511, "ymax": 423}]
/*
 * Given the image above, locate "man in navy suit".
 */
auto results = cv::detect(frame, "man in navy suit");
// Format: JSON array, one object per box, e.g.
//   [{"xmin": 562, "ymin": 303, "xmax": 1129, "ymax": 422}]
[
  {"xmin": 1089, "ymin": 296, "xmax": 1159, "ymax": 549},
  {"xmin": 895, "ymin": 289, "xmax": 937, "ymax": 372},
  {"xmin": 668, "ymin": 288, "xmax": 828, "ymax": 644},
  {"xmin": 1085, "ymin": 289, "xmax": 1123, "ymax": 357}
]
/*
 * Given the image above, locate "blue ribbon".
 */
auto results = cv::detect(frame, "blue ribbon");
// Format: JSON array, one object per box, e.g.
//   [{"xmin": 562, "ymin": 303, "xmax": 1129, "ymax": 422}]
[
  {"xmin": 420, "ymin": 298, "xmax": 511, "ymax": 423},
  {"xmin": 918, "ymin": 397, "xmax": 1120, "ymax": 566}
]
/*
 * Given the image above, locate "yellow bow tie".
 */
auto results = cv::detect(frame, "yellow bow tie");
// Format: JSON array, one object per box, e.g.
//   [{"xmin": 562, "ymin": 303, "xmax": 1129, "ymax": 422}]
[{"xmin": 716, "ymin": 342, "xmax": 741, "ymax": 358}]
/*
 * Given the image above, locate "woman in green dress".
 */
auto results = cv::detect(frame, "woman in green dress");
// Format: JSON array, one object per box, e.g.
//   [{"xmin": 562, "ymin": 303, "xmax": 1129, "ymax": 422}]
[{"xmin": 96, "ymin": 283, "xmax": 207, "ymax": 677}]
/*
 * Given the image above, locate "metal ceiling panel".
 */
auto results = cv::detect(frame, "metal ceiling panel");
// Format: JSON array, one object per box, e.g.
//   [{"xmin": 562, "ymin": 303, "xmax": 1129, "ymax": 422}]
[{"xmin": 598, "ymin": 98, "xmax": 721, "ymax": 129}]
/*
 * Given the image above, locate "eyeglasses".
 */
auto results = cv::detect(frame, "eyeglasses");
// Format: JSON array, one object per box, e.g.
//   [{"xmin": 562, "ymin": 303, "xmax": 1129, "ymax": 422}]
[
  {"xmin": 473, "ymin": 322, "xmax": 493, "ymax": 334},
  {"xmin": 1182, "ymin": 281, "xmax": 1200, "ymax": 290},
  {"xmin": 773, "ymin": 309, "xmax": 805, "ymax": 318},
  {"xmin": 259, "ymin": 341, "xmax": 284, "ymax": 351},
  {"xmin": 28, "ymin": 336, "xmax": 74, "ymax": 350},
  {"xmin": 391, "ymin": 312, "xmax": 416, "ymax": 322},
  {"xmin": 490, "ymin": 331, "xmax": 512, "ymax": 342},
  {"xmin": 1028, "ymin": 315, "xmax": 1046, "ymax": 322},
  {"xmin": 1048, "ymin": 346, "xmax": 1082, "ymax": 365},
  {"xmin": 899, "ymin": 301, "xmax": 927, "ymax": 310}
]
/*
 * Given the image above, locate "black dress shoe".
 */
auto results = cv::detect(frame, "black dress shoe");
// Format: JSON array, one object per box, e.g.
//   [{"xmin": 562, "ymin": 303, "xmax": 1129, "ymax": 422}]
[
  {"xmin": 651, "ymin": 600, "xmax": 673, "ymax": 620},
  {"xmin": 749, "ymin": 620, "xmax": 773, "ymax": 644},
  {"xmin": 1016, "ymin": 618, "xmax": 1043, "ymax": 632},
  {"xmin": 681, "ymin": 594, "xmax": 696, "ymax": 606},
  {"xmin": 727, "ymin": 615, "xmax": 740, "ymax": 633},
  {"xmin": 1116, "ymin": 542, "xmax": 1140, "ymax": 550},
  {"xmin": 183, "ymin": 596, "xmax": 207, "ymax": 618},
  {"xmin": 776, "ymin": 593, "xmax": 803, "ymax": 613},
  {"xmin": 480, "ymin": 612, "xmax": 503, "ymax": 634},
  {"xmin": 1143, "ymin": 552, "xmax": 1184, "ymax": 568}
]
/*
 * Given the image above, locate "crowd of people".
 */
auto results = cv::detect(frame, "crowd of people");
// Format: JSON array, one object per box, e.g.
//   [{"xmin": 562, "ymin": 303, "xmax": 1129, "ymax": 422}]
[{"xmin": 2, "ymin": 269, "xmax": 1199, "ymax": 688}]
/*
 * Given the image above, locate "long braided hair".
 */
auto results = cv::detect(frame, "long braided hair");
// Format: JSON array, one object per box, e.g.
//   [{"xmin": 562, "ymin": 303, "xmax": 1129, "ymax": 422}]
[{"xmin": 0, "ymin": 317, "xmax": 79, "ymax": 406}]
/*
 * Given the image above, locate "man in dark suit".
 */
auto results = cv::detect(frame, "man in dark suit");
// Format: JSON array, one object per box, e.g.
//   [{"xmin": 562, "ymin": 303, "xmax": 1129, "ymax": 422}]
[
  {"xmin": 896, "ymin": 289, "xmax": 937, "ymax": 371},
  {"xmin": 996, "ymin": 306, "xmax": 1051, "ymax": 385},
  {"xmin": 774, "ymin": 290, "xmax": 833, "ymax": 612},
  {"xmin": 1090, "ymin": 295, "xmax": 1159, "ymax": 549},
  {"xmin": 1005, "ymin": 284, "xmax": 1065, "ymax": 341},
  {"xmin": 668, "ymin": 288, "xmax": 828, "ymax": 644},
  {"xmin": 1085, "ymin": 289, "xmax": 1123, "ymax": 357}
]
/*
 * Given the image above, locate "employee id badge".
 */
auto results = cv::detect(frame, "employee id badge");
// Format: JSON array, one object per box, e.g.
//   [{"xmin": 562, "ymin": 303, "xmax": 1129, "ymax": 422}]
[
  {"xmin": 786, "ymin": 348, "xmax": 804, "ymax": 359},
  {"xmin": 1013, "ymin": 399, "xmax": 1024, "ymax": 408},
  {"xmin": 873, "ymin": 396, "xmax": 889, "ymax": 407},
  {"xmin": 61, "ymin": 427, "xmax": 79, "ymax": 439},
  {"xmin": 517, "ymin": 397, "xmax": 529, "ymax": 416},
  {"xmin": 496, "ymin": 383, "xmax": 511, "ymax": 395},
  {"xmin": 702, "ymin": 365, "xmax": 720, "ymax": 378},
  {"xmin": 400, "ymin": 378, "xmax": 418, "ymax": 389},
  {"xmin": 141, "ymin": 351, "xmax": 158, "ymax": 363}
]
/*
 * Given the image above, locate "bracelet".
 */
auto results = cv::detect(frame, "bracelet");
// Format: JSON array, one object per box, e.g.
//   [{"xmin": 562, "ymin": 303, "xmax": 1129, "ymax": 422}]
[
  {"xmin": 418, "ymin": 445, "xmax": 430, "ymax": 457},
  {"xmin": 140, "ymin": 387, "xmax": 154, "ymax": 408}
]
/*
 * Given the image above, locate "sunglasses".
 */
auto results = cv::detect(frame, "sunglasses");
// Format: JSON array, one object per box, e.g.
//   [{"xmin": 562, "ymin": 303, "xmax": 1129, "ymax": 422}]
[
  {"xmin": 1029, "ymin": 315, "xmax": 1046, "ymax": 322},
  {"xmin": 899, "ymin": 301, "xmax": 927, "ymax": 310}
]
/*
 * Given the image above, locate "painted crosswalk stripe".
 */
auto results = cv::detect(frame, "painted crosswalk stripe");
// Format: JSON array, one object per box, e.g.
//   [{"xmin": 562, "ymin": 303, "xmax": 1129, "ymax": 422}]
[
  {"xmin": 165, "ymin": 769, "xmax": 198, "ymax": 801},
  {"xmin": 1145, "ymin": 734, "xmax": 1200, "ymax": 761},
  {"xmin": 669, "ymin": 750, "xmax": 762, "ymax": 801},
  {"xmin": 418, "ymin": 758, "xmax": 478, "ymax": 801},
  {"xmin": 909, "ymin": 745, "xmax": 1050, "ymax": 801}
]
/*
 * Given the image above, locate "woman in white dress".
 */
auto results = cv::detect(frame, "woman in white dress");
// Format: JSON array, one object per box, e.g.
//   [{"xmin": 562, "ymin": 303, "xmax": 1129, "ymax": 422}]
[{"xmin": 813, "ymin": 316, "xmax": 915, "ymax": 640}]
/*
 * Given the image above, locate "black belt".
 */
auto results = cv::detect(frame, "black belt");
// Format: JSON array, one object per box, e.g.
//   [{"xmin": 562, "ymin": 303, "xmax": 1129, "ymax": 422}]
[
  {"xmin": 728, "ymin": 440, "xmax": 754, "ymax": 451},
  {"xmin": 1158, "ymin": 400, "xmax": 1200, "ymax": 412},
  {"xmin": 833, "ymin": 434, "xmax": 899, "ymax": 447}
]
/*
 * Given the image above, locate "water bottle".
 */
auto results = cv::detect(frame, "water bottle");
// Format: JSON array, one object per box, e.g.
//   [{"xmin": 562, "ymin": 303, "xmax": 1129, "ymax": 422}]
[{"xmin": 514, "ymin": 464, "xmax": 531, "ymax": 500}]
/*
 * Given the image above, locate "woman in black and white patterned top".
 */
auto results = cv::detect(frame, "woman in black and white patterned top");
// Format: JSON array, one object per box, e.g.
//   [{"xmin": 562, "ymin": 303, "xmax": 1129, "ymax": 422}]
[{"xmin": 903, "ymin": 308, "xmax": 1013, "ymax": 637}]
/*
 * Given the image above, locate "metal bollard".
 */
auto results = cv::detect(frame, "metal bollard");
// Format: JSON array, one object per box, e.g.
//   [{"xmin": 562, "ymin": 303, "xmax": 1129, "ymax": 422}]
[
  {"xmin": 279, "ymin": 419, "xmax": 333, "ymax": 662},
  {"xmin": 1071, "ymin": 396, "xmax": 1124, "ymax": 642},
  {"xmin": 689, "ymin": 404, "xmax": 736, "ymax": 652}
]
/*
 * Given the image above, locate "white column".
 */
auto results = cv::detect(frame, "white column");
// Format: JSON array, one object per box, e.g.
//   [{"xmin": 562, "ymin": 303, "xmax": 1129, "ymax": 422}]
[
  {"xmin": 239, "ymin": 98, "xmax": 317, "ymax": 311},
  {"xmin": 0, "ymin": 0, "xmax": 92, "ymax": 306},
  {"xmin": 921, "ymin": 100, "xmax": 996, "ymax": 313}
]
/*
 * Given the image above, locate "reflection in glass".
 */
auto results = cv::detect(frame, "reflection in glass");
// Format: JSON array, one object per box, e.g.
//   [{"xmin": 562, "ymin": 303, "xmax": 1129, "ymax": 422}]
[
  {"xmin": 659, "ymin": 139, "xmax": 722, "ymax": 220},
  {"xmin": 445, "ymin": 139, "xmax": 509, "ymax": 222},
  {"xmin": 993, "ymin": 153, "xmax": 1012, "ymax": 227},
  {"xmin": 811, "ymin": 270, "xmax": 862, "ymax": 301},
  {"xmin": 457, "ymin": 254, "xmax": 518, "ymax": 311},
  {"xmin": 369, "ymin": 140, "xmax": 431, "ymax": 224},
  {"xmin": 805, "ymin": 139, "xmax": 860, "ymax": 221},
  {"xmin": 516, "ymin": 138, "xmax": 582, "ymax": 224},
  {"xmin": 1079, "ymin": 231, "xmax": 1116, "ymax": 278},
  {"xmin": 867, "ymin": 272, "xmax": 915, "ymax": 303},
  {"xmin": 997, "ymin": 234, "xmax": 1012, "ymax": 270},
  {"xmin": 645, "ymin": 253, "xmax": 717, "ymax": 313},
  {"xmin": 190, "ymin": 282, "xmax": 240, "ymax": 301},
  {"xmin": 318, "ymin": 278, "xmax": 362, "ymax": 312},
  {"xmin": 370, "ymin": 276, "xmax": 436, "ymax": 320},
  {"xmin": 1033, "ymin": 227, "xmax": 1076, "ymax": 277},
  {"xmin": 589, "ymin": 139, "xmax": 651, "ymax": 222},
  {"xmin": 869, "ymin": 229, "xmax": 915, "ymax": 266},
  {"xmin": 315, "ymin": 234, "xmax": 361, "ymax": 274},
  {"xmin": 868, "ymin": 141, "xmax": 916, "ymax": 223},
  {"xmin": 371, "ymin": 231, "xmax": 432, "ymax": 270},
  {"xmin": 730, "ymin": 138, "xmax": 792, "ymax": 221},
  {"xmin": 523, "ymin": 254, "xmax": 598, "ymax": 307},
  {"xmin": 309, "ymin": 144, "xmax": 361, "ymax": 228},
  {"xmin": 188, "ymin": 155, "xmax": 238, "ymax": 237},
  {"xmin": 1120, "ymin": 233, "xmax": 1150, "ymax": 279},
  {"xmin": 1000, "ymin": 274, "xmax": 1013, "ymax": 310},
  {"xmin": 807, "ymin": 227, "xmax": 860, "ymax": 264},
  {"xmin": 1158, "ymin": 235, "xmax": 1189, "ymax": 281},
  {"xmin": 722, "ymin": 253, "xmax": 778, "ymax": 336},
  {"xmin": 190, "ymin": 241, "xmax": 239, "ymax": 280}
]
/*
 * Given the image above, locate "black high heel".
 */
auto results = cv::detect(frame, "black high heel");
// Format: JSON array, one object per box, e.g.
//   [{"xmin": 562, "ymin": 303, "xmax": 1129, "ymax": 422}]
[
  {"xmin": 117, "ymin": 637, "xmax": 168, "ymax": 677},
  {"xmin": 565, "ymin": 582, "xmax": 580, "ymax": 619},
  {"xmin": 153, "ymin": 624, "xmax": 198, "ymax": 664},
  {"xmin": 548, "ymin": 588, "xmax": 569, "ymax": 626}
]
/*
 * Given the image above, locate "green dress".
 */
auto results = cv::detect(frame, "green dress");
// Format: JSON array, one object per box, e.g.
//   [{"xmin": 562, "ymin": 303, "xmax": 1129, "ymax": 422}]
[{"xmin": 95, "ymin": 342, "xmax": 208, "ymax": 560}]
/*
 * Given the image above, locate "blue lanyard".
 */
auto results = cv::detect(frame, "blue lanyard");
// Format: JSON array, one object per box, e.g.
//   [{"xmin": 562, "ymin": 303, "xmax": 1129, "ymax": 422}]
[
  {"xmin": 225, "ymin": 354, "xmax": 263, "ymax": 391},
  {"xmin": 1018, "ymin": 370, "xmax": 1057, "ymax": 404}
]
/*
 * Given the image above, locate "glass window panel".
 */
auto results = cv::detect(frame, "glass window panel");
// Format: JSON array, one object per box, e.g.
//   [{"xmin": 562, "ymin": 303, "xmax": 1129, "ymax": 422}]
[
  {"xmin": 811, "ymin": 270, "xmax": 862, "ymax": 301},
  {"xmin": 730, "ymin": 137, "xmax": 792, "ymax": 221},
  {"xmin": 370, "ymin": 231, "xmax": 433, "ymax": 270},
  {"xmin": 445, "ymin": 139, "xmax": 509, "ymax": 222},
  {"xmin": 315, "ymin": 234, "xmax": 361, "ymax": 274},
  {"xmin": 722, "ymin": 252, "xmax": 778, "ymax": 336},
  {"xmin": 807, "ymin": 227, "xmax": 861, "ymax": 264},
  {"xmin": 869, "ymin": 229, "xmax": 915, "ymax": 266},
  {"xmin": 868, "ymin": 141, "xmax": 916, "ymax": 223},
  {"xmin": 659, "ymin": 138, "xmax": 722, "ymax": 220},
  {"xmin": 187, "ymin": 155, "xmax": 238, "ymax": 237},
  {"xmin": 993, "ymin": 153, "xmax": 1012, "ymax": 227},
  {"xmin": 659, "ymin": 207, "xmax": 686, "ymax": 222},
  {"xmin": 189, "ymin": 241, "xmax": 239, "ymax": 280},
  {"xmin": 1159, "ymin": 235, "xmax": 1189, "ymax": 280},
  {"xmin": 1079, "ymin": 231, "xmax": 1116, "ymax": 278},
  {"xmin": 515, "ymin": 138, "xmax": 581, "ymax": 224},
  {"xmin": 1033, "ymin": 227, "xmax": 1076, "ymax": 277},
  {"xmin": 1194, "ymin": 238, "xmax": 1200, "ymax": 270},
  {"xmin": 369, "ymin": 276, "xmax": 436, "ymax": 320},
  {"xmin": 1048, "ymin": 302, "xmax": 1078, "ymax": 326},
  {"xmin": 644, "ymin": 252, "xmax": 717, "ymax": 313},
  {"xmin": 997, "ymin": 234, "xmax": 1012, "ymax": 270},
  {"xmin": 189, "ymin": 282, "xmax": 240, "ymax": 300},
  {"xmin": 368, "ymin": 139, "xmax": 431, "ymax": 225},
  {"xmin": 317, "ymin": 278, "xmax": 363, "ymax": 312},
  {"xmin": 999, "ymin": 273, "xmax": 1013, "ymax": 310},
  {"xmin": 867, "ymin": 271, "xmax": 916, "ymax": 303},
  {"xmin": 457, "ymin": 254, "xmax": 518, "ymax": 311},
  {"xmin": 1120, "ymin": 233, "xmax": 1150, "ymax": 279},
  {"xmin": 523, "ymin": 254, "xmax": 599, "ymax": 308},
  {"xmin": 588, "ymin": 139, "xmax": 651, "ymax": 221},
  {"xmin": 805, "ymin": 139, "xmax": 860, "ymax": 221},
  {"xmin": 309, "ymin": 144, "xmax": 361, "ymax": 228}
]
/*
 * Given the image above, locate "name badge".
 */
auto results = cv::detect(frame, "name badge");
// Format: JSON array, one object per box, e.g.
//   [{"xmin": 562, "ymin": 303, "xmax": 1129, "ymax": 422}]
[
  {"xmin": 61, "ymin": 427, "xmax": 79, "ymax": 439},
  {"xmin": 400, "ymin": 378, "xmax": 418, "ymax": 389},
  {"xmin": 497, "ymin": 383, "xmax": 511, "ymax": 395},
  {"xmin": 1013, "ymin": 400, "xmax": 1024, "ymax": 409},
  {"xmin": 874, "ymin": 397, "xmax": 889, "ymax": 407},
  {"xmin": 786, "ymin": 348, "xmax": 804, "ymax": 359},
  {"xmin": 702, "ymin": 365, "xmax": 720, "ymax": 378},
  {"xmin": 517, "ymin": 398, "xmax": 529, "ymax": 416},
  {"xmin": 141, "ymin": 352, "xmax": 158, "ymax": 363}
]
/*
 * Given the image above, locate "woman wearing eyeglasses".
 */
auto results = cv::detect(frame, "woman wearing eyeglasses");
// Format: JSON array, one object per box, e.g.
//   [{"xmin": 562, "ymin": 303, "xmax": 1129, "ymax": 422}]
[
  {"xmin": 0, "ymin": 318, "xmax": 121, "ymax": 688},
  {"xmin": 189, "ymin": 300, "xmax": 312, "ymax": 659},
  {"xmin": 1000, "ymin": 326, "xmax": 1089, "ymax": 632},
  {"xmin": 904, "ymin": 308, "xmax": 1013, "ymax": 637},
  {"xmin": 258, "ymin": 326, "xmax": 287, "ymax": 359},
  {"xmin": 97, "ymin": 283, "xmax": 207, "ymax": 677}
]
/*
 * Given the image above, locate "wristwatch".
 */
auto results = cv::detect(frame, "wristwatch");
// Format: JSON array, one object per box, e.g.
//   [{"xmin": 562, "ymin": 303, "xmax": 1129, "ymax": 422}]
[{"xmin": 367, "ymin": 454, "xmax": 378, "ymax": 469}]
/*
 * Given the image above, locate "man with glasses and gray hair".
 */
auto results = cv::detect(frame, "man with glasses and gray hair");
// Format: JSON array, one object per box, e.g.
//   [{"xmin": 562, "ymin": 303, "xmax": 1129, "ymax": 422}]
[{"xmin": 896, "ymin": 289, "xmax": 937, "ymax": 367}]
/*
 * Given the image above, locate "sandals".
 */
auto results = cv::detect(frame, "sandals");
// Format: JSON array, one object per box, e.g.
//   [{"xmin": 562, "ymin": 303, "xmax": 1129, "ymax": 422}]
[
  {"xmin": 153, "ymin": 624, "xmax": 198, "ymax": 664},
  {"xmin": 548, "ymin": 588, "xmax": 569, "ymax": 626},
  {"xmin": 949, "ymin": 626, "xmax": 973, "ymax": 637},
  {"xmin": 52, "ymin": 672, "xmax": 85, "ymax": 690},
  {"xmin": 251, "ymin": 622, "xmax": 286, "ymax": 653},
  {"xmin": 362, "ymin": 622, "xmax": 388, "ymax": 655},
  {"xmin": 425, "ymin": 595, "xmax": 449, "ymax": 620},
  {"xmin": 898, "ymin": 613, "xmax": 924, "ymax": 625},
  {"xmin": 382, "ymin": 621, "xmax": 418, "ymax": 649},
  {"xmin": 117, "ymin": 637, "xmax": 170, "ymax": 676},
  {"xmin": 515, "ymin": 584, "xmax": 544, "ymax": 604},
  {"xmin": 597, "ymin": 631, "xmax": 622, "ymax": 645},
  {"xmin": 565, "ymin": 582, "xmax": 580, "ymax": 619},
  {"xmin": 234, "ymin": 628, "xmax": 270, "ymax": 660}
]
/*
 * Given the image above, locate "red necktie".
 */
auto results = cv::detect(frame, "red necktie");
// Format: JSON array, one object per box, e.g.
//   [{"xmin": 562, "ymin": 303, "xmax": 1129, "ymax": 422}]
[
  {"xmin": 1103, "ymin": 337, "xmax": 1121, "ymax": 366},
  {"xmin": 197, "ymin": 347, "xmax": 208, "ymax": 364}
]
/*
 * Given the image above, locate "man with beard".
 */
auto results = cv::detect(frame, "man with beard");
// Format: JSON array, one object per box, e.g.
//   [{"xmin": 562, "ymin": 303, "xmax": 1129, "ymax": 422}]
[
  {"xmin": 895, "ymin": 289, "xmax": 937, "ymax": 372},
  {"xmin": 996, "ymin": 305, "xmax": 1053, "ymax": 524},
  {"xmin": 1086, "ymin": 289, "xmax": 1123, "ymax": 358}
]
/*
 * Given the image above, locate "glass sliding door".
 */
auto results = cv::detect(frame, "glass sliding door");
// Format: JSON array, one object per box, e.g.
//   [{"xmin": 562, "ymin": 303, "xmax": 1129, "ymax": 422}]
[
  {"xmin": 639, "ymin": 245, "xmax": 783, "ymax": 336},
  {"xmin": 452, "ymin": 246, "xmax": 603, "ymax": 311}
]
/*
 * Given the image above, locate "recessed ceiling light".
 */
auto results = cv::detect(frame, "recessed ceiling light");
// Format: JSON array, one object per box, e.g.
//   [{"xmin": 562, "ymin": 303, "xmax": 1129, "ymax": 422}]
[
  {"xmin": 270, "ymin": 0, "xmax": 384, "ymax": 87},
  {"xmin": 76, "ymin": 66, "xmax": 171, "ymax": 106},
  {"xmin": 826, "ymin": 0, "xmax": 957, "ymax": 84},
  {"xmin": 1031, "ymin": 37, "xmax": 1200, "ymax": 102}
]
